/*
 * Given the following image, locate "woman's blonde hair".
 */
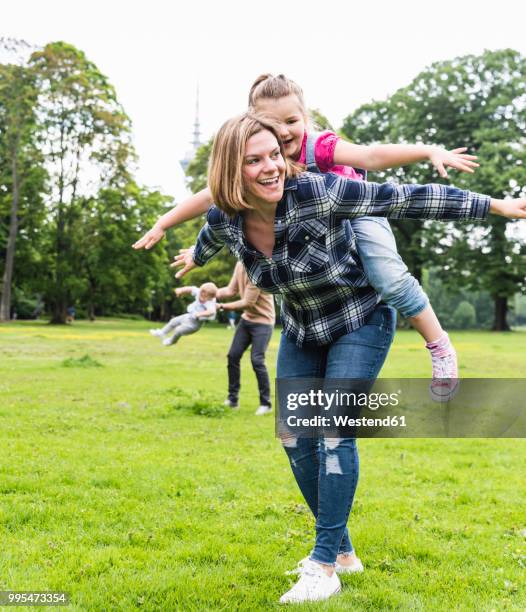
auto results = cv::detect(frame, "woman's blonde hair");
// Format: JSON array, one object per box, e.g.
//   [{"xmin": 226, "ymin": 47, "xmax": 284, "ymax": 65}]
[
  {"xmin": 248, "ymin": 73, "xmax": 307, "ymax": 115},
  {"xmin": 208, "ymin": 113, "xmax": 303, "ymax": 216}
]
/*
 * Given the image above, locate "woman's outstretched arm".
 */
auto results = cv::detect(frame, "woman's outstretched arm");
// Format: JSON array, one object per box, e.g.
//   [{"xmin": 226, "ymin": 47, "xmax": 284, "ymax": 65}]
[{"xmin": 133, "ymin": 187, "xmax": 213, "ymax": 250}]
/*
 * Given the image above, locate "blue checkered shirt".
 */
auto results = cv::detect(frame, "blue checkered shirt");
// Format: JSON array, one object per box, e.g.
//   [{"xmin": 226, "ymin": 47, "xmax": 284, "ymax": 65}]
[{"xmin": 193, "ymin": 172, "xmax": 490, "ymax": 347}]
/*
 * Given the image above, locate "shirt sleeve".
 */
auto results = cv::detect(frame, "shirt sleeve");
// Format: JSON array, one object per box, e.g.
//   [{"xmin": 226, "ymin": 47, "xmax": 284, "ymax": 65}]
[
  {"xmin": 193, "ymin": 209, "xmax": 227, "ymax": 266},
  {"xmin": 314, "ymin": 131, "xmax": 340, "ymax": 173},
  {"xmin": 205, "ymin": 300, "xmax": 217, "ymax": 312},
  {"xmin": 325, "ymin": 174, "xmax": 490, "ymax": 221},
  {"xmin": 226, "ymin": 284, "xmax": 262, "ymax": 311}
]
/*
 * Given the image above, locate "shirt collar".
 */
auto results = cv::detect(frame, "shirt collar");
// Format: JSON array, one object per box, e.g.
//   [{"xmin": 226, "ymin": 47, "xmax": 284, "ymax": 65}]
[{"xmin": 227, "ymin": 179, "xmax": 297, "ymax": 229}]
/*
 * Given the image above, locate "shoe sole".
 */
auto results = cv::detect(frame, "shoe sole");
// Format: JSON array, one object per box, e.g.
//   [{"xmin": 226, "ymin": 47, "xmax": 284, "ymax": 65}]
[
  {"xmin": 429, "ymin": 380, "xmax": 460, "ymax": 403},
  {"xmin": 279, "ymin": 585, "xmax": 341, "ymax": 604}
]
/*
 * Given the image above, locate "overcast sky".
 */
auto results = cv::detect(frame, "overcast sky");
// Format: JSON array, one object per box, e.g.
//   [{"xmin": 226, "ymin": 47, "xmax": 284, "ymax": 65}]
[{"xmin": 4, "ymin": 1, "xmax": 526, "ymax": 201}]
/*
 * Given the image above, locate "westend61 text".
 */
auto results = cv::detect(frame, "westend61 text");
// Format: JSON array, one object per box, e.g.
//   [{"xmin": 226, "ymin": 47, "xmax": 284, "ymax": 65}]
[{"xmin": 287, "ymin": 415, "xmax": 407, "ymax": 428}]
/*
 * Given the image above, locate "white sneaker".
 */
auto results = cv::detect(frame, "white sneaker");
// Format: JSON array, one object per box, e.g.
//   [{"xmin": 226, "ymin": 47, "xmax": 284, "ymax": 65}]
[
  {"xmin": 162, "ymin": 337, "xmax": 176, "ymax": 346},
  {"xmin": 255, "ymin": 405, "xmax": 272, "ymax": 416},
  {"xmin": 287, "ymin": 555, "xmax": 363, "ymax": 576},
  {"xmin": 224, "ymin": 399, "xmax": 239, "ymax": 409},
  {"xmin": 335, "ymin": 555, "xmax": 364, "ymax": 574},
  {"xmin": 280, "ymin": 559, "xmax": 340, "ymax": 604},
  {"xmin": 149, "ymin": 329, "xmax": 164, "ymax": 337}
]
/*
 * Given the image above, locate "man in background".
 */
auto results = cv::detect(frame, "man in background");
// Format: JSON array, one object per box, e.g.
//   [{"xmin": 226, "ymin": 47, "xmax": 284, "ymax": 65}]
[{"xmin": 217, "ymin": 262, "xmax": 275, "ymax": 415}]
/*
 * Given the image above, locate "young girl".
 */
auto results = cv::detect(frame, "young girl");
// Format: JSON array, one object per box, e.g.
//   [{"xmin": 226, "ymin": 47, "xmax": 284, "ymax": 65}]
[{"xmin": 133, "ymin": 74, "xmax": 479, "ymax": 399}]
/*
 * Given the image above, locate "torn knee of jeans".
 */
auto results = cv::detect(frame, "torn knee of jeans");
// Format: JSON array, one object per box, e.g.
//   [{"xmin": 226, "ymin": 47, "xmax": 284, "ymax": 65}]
[
  {"xmin": 325, "ymin": 454, "xmax": 343, "ymax": 475},
  {"xmin": 280, "ymin": 433, "xmax": 298, "ymax": 448},
  {"xmin": 324, "ymin": 437, "xmax": 342, "ymax": 451}
]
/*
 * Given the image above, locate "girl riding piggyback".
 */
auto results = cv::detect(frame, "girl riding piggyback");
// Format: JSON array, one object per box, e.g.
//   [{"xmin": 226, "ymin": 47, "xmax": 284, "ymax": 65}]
[{"xmin": 134, "ymin": 74, "xmax": 480, "ymax": 398}]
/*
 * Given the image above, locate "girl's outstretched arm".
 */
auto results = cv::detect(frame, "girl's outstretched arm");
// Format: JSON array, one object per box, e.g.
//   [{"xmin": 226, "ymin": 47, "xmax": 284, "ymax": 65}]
[
  {"xmin": 133, "ymin": 187, "xmax": 213, "ymax": 250},
  {"xmin": 333, "ymin": 140, "xmax": 479, "ymax": 178}
]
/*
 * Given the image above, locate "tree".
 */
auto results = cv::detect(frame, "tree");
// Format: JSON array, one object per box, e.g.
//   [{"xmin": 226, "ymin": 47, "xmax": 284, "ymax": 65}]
[
  {"xmin": 342, "ymin": 49, "xmax": 526, "ymax": 329},
  {"xmin": 185, "ymin": 139, "xmax": 212, "ymax": 194},
  {"xmin": 309, "ymin": 109, "xmax": 334, "ymax": 132},
  {"xmin": 184, "ymin": 139, "xmax": 237, "ymax": 286},
  {"xmin": 0, "ymin": 38, "xmax": 46, "ymax": 321},
  {"xmin": 29, "ymin": 42, "xmax": 134, "ymax": 323},
  {"xmin": 72, "ymin": 182, "xmax": 173, "ymax": 319}
]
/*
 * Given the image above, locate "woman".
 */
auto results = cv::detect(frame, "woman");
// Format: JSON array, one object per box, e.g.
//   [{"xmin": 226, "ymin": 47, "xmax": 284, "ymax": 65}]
[{"xmin": 173, "ymin": 113, "xmax": 526, "ymax": 604}]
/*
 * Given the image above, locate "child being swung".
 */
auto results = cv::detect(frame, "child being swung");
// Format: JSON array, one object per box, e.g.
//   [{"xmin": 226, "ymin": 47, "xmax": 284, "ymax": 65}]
[
  {"xmin": 149, "ymin": 282, "xmax": 217, "ymax": 346},
  {"xmin": 134, "ymin": 74, "xmax": 479, "ymax": 396}
]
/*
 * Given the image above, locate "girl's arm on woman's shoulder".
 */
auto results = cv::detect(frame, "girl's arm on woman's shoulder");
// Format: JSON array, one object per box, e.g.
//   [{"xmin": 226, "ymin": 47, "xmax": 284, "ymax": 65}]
[
  {"xmin": 333, "ymin": 139, "xmax": 479, "ymax": 178},
  {"xmin": 133, "ymin": 187, "xmax": 213, "ymax": 250}
]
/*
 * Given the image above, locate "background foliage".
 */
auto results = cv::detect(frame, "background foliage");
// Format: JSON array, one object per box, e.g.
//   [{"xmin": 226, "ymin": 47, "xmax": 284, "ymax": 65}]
[{"xmin": 1, "ymin": 44, "xmax": 525, "ymax": 327}]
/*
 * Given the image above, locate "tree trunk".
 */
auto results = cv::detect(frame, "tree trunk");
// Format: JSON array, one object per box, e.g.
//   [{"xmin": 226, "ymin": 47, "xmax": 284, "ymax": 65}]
[
  {"xmin": 50, "ymin": 226, "xmax": 68, "ymax": 324},
  {"xmin": 50, "ymin": 138, "xmax": 67, "ymax": 325},
  {"xmin": 0, "ymin": 152, "xmax": 20, "ymax": 321},
  {"xmin": 492, "ymin": 295, "xmax": 511, "ymax": 331}
]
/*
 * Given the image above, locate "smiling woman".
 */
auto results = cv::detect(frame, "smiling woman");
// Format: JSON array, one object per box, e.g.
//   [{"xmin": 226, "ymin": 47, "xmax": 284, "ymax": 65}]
[
  {"xmin": 171, "ymin": 113, "xmax": 526, "ymax": 605},
  {"xmin": 243, "ymin": 132, "xmax": 284, "ymax": 204}
]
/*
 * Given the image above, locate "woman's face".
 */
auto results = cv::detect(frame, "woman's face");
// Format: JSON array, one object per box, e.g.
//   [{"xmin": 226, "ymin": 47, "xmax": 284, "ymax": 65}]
[
  {"xmin": 242, "ymin": 130, "xmax": 286, "ymax": 207},
  {"xmin": 253, "ymin": 94, "xmax": 306, "ymax": 161}
]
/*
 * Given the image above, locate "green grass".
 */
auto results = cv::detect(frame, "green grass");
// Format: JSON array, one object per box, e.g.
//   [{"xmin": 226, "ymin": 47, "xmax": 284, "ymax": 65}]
[{"xmin": 0, "ymin": 319, "xmax": 525, "ymax": 610}]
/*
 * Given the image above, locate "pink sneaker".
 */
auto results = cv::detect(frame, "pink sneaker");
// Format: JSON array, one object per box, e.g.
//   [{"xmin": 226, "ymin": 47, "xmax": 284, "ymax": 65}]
[{"xmin": 426, "ymin": 333, "xmax": 459, "ymax": 402}]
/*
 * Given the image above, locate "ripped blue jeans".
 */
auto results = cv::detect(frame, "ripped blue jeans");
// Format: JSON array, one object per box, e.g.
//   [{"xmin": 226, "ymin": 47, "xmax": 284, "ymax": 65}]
[{"xmin": 277, "ymin": 304, "xmax": 396, "ymax": 565}]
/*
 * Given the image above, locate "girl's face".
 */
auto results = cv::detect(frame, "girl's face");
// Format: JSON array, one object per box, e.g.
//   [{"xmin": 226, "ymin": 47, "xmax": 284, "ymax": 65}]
[
  {"xmin": 242, "ymin": 130, "xmax": 286, "ymax": 207},
  {"xmin": 253, "ymin": 94, "xmax": 306, "ymax": 161}
]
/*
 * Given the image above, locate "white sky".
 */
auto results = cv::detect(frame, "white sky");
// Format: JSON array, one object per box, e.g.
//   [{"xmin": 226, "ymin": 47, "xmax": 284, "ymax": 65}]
[{"xmin": 3, "ymin": 0, "xmax": 526, "ymax": 201}]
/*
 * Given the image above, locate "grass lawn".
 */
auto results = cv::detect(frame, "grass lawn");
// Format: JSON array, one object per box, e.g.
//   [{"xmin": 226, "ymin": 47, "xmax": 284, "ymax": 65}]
[{"xmin": 0, "ymin": 319, "xmax": 525, "ymax": 610}]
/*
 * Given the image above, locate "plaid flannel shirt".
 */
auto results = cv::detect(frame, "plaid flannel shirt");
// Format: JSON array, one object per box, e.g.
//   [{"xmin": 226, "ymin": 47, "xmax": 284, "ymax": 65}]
[{"xmin": 193, "ymin": 172, "xmax": 490, "ymax": 347}]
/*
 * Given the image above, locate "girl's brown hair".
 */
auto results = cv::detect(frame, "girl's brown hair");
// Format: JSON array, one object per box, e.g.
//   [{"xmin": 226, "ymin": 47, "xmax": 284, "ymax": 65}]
[
  {"xmin": 208, "ymin": 113, "xmax": 302, "ymax": 217},
  {"xmin": 248, "ymin": 73, "xmax": 307, "ymax": 114}
]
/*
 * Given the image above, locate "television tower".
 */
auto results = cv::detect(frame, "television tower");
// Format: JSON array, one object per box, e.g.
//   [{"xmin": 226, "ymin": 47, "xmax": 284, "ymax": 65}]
[{"xmin": 180, "ymin": 85, "xmax": 203, "ymax": 172}]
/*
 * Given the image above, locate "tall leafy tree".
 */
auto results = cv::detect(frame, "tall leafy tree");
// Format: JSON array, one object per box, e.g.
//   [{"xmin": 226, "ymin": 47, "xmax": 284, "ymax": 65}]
[
  {"xmin": 342, "ymin": 49, "xmax": 526, "ymax": 330},
  {"xmin": 29, "ymin": 42, "xmax": 134, "ymax": 323},
  {"xmin": 0, "ymin": 38, "xmax": 46, "ymax": 321}
]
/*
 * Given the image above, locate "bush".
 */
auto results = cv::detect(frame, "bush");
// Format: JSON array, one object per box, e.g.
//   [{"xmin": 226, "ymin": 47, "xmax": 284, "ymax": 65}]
[
  {"xmin": 11, "ymin": 289, "xmax": 42, "ymax": 320},
  {"xmin": 450, "ymin": 301, "xmax": 477, "ymax": 329}
]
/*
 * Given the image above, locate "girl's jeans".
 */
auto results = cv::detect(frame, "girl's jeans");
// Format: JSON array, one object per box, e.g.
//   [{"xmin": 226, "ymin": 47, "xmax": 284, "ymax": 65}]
[
  {"xmin": 277, "ymin": 304, "xmax": 396, "ymax": 565},
  {"xmin": 352, "ymin": 217, "xmax": 428, "ymax": 318}
]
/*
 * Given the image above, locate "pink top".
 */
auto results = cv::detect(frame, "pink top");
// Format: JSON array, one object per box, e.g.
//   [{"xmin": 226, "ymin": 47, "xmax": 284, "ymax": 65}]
[{"xmin": 298, "ymin": 131, "xmax": 364, "ymax": 180}]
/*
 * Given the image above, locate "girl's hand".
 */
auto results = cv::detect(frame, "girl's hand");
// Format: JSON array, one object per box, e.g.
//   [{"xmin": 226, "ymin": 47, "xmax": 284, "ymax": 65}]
[
  {"xmin": 132, "ymin": 225, "xmax": 165, "ymax": 250},
  {"xmin": 428, "ymin": 147, "xmax": 479, "ymax": 179},
  {"xmin": 170, "ymin": 248, "xmax": 197, "ymax": 278},
  {"xmin": 490, "ymin": 198, "xmax": 526, "ymax": 219}
]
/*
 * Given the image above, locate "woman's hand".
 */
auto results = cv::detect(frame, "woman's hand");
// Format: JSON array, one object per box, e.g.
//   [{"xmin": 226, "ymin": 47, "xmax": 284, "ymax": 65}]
[
  {"xmin": 132, "ymin": 225, "xmax": 165, "ymax": 250},
  {"xmin": 490, "ymin": 198, "xmax": 526, "ymax": 219},
  {"xmin": 170, "ymin": 248, "xmax": 197, "ymax": 278},
  {"xmin": 428, "ymin": 147, "xmax": 479, "ymax": 179}
]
